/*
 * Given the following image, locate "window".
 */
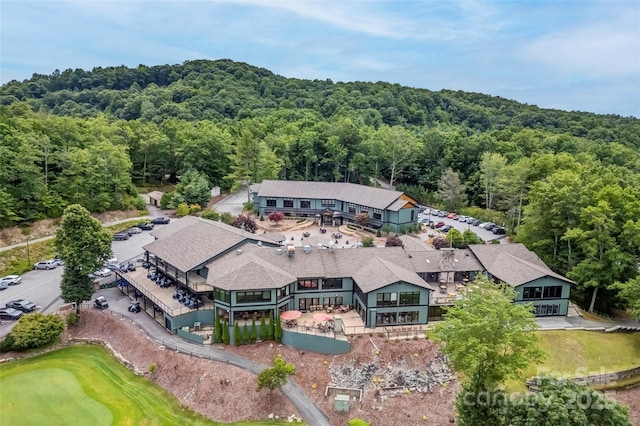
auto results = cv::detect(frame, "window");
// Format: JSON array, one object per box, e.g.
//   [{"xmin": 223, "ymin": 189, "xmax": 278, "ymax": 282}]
[
  {"xmin": 277, "ymin": 286, "xmax": 289, "ymax": 299},
  {"xmin": 300, "ymin": 199, "xmax": 311, "ymax": 209},
  {"xmin": 322, "ymin": 278, "xmax": 343, "ymax": 290},
  {"xmin": 376, "ymin": 292, "xmax": 397, "ymax": 307},
  {"xmin": 215, "ymin": 288, "xmax": 230, "ymax": 303},
  {"xmin": 236, "ymin": 291, "xmax": 271, "ymax": 303},
  {"xmin": 543, "ymin": 286, "xmax": 562, "ymax": 299},
  {"xmin": 523, "ymin": 286, "xmax": 543, "ymax": 300},
  {"xmin": 398, "ymin": 311, "xmax": 419, "ymax": 323},
  {"xmin": 283, "ymin": 198, "xmax": 293, "ymax": 208},
  {"xmin": 266, "ymin": 197, "xmax": 276, "ymax": 207},
  {"xmin": 321, "ymin": 199, "xmax": 335, "ymax": 207},
  {"xmin": 297, "ymin": 279, "xmax": 318, "ymax": 290},
  {"xmin": 360, "ymin": 206, "xmax": 368, "ymax": 214},
  {"xmin": 399, "ymin": 291, "xmax": 420, "ymax": 306},
  {"xmin": 373, "ymin": 209, "xmax": 382, "ymax": 220},
  {"xmin": 348, "ymin": 203, "xmax": 356, "ymax": 214}
]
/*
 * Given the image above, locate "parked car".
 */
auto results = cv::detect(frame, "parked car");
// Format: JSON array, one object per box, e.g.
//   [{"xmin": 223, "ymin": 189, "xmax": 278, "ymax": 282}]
[
  {"xmin": 137, "ymin": 222, "xmax": 155, "ymax": 230},
  {"xmin": 0, "ymin": 307, "xmax": 23, "ymax": 320},
  {"xmin": 484, "ymin": 223, "xmax": 497, "ymax": 231},
  {"xmin": 94, "ymin": 296, "xmax": 109, "ymax": 310},
  {"xmin": 94, "ymin": 268, "xmax": 113, "ymax": 277},
  {"xmin": 435, "ymin": 221, "xmax": 445, "ymax": 228},
  {"xmin": 447, "ymin": 212, "xmax": 457, "ymax": 219},
  {"xmin": 34, "ymin": 260, "xmax": 58, "ymax": 270},
  {"xmin": 6, "ymin": 299, "xmax": 37, "ymax": 312},
  {"xmin": 471, "ymin": 219, "xmax": 482, "ymax": 226},
  {"xmin": 113, "ymin": 232, "xmax": 129, "ymax": 241},
  {"xmin": 151, "ymin": 216, "xmax": 170, "ymax": 225},
  {"xmin": 466, "ymin": 217, "xmax": 476, "ymax": 224},
  {"xmin": 127, "ymin": 227, "xmax": 142, "ymax": 235},
  {"xmin": 0, "ymin": 274, "xmax": 22, "ymax": 286},
  {"xmin": 479, "ymin": 222, "xmax": 495, "ymax": 229},
  {"xmin": 0, "ymin": 282, "xmax": 8, "ymax": 291},
  {"xmin": 437, "ymin": 211, "xmax": 448, "ymax": 217},
  {"xmin": 440, "ymin": 225, "xmax": 453, "ymax": 233},
  {"xmin": 492, "ymin": 226, "xmax": 506, "ymax": 235}
]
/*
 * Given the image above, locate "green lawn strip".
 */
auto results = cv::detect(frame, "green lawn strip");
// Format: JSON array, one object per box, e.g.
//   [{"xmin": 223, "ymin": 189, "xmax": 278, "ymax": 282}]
[
  {"xmin": 0, "ymin": 345, "xmax": 294, "ymax": 426},
  {"xmin": 505, "ymin": 330, "xmax": 640, "ymax": 393}
]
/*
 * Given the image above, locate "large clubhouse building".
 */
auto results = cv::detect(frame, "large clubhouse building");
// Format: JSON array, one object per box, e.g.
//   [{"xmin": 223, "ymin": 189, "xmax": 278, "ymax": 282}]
[
  {"xmin": 252, "ymin": 180, "xmax": 420, "ymax": 233},
  {"xmin": 116, "ymin": 211, "xmax": 573, "ymax": 348}
]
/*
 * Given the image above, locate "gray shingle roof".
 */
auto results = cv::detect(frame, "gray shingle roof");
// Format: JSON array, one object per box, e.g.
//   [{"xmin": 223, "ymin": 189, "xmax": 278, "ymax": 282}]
[
  {"xmin": 467, "ymin": 244, "xmax": 573, "ymax": 287},
  {"xmin": 257, "ymin": 180, "xmax": 414, "ymax": 211},
  {"xmin": 143, "ymin": 217, "xmax": 278, "ymax": 272},
  {"xmin": 205, "ymin": 243, "xmax": 435, "ymax": 292}
]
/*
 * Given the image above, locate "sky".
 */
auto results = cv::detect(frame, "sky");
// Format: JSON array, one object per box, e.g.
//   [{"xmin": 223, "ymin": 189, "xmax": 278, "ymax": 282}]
[{"xmin": 1, "ymin": 0, "xmax": 639, "ymax": 117}]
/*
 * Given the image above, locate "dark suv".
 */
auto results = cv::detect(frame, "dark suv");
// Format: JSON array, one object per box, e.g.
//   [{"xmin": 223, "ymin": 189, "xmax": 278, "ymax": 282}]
[
  {"xmin": 6, "ymin": 299, "xmax": 37, "ymax": 312},
  {"xmin": 137, "ymin": 222, "xmax": 155, "ymax": 230},
  {"xmin": 492, "ymin": 226, "xmax": 506, "ymax": 235},
  {"xmin": 151, "ymin": 216, "xmax": 170, "ymax": 224}
]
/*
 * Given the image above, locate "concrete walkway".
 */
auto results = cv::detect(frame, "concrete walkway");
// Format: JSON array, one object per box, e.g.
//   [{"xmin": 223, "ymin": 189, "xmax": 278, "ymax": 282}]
[{"xmin": 102, "ymin": 288, "xmax": 332, "ymax": 426}]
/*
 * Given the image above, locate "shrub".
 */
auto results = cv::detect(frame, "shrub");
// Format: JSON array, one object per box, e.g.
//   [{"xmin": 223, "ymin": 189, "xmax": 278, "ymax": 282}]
[
  {"xmin": 349, "ymin": 418, "xmax": 370, "ymax": 426},
  {"xmin": 232, "ymin": 214, "xmax": 258, "ymax": 233},
  {"xmin": 250, "ymin": 318, "xmax": 257, "ymax": 343},
  {"xmin": 0, "ymin": 334, "xmax": 16, "ymax": 352},
  {"xmin": 234, "ymin": 322, "xmax": 241, "ymax": 346},
  {"xmin": 201, "ymin": 208, "xmax": 220, "ymax": 221},
  {"xmin": 160, "ymin": 191, "xmax": 173, "ymax": 209},
  {"xmin": 133, "ymin": 196, "xmax": 147, "ymax": 211},
  {"xmin": 243, "ymin": 201, "xmax": 255, "ymax": 212},
  {"xmin": 175, "ymin": 203, "xmax": 190, "ymax": 217},
  {"xmin": 8, "ymin": 313, "xmax": 65, "ymax": 351},
  {"xmin": 66, "ymin": 311, "xmax": 78, "ymax": 326},
  {"xmin": 260, "ymin": 313, "xmax": 267, "ymax": 341},
  {"xmin": 222, "ymin": 319, "xmax": 230, "ymax": 345},
  {"xmin": 361, "ymin": 236, "xmax": 375, "ymax": 247},
  {"xmin": 268, "ymin": 211, "xmax": 284, "ymax": 224},
  {"xmin": 385, "ymin": 236, "xmax": 403, "ymax": 247},
  {"xmin": 220, "ymin": 212, "xmax": 234, "ymax": 225},
  {"xmin": 214, "ymin": 315, "xmax": 223, "ymax": 343},
  {"xmin": 149, "ymin": 363, "xmax": 157, "ymax": 374},
  {"xmin": 189, "ymin": 204, "xmax": 202, "ymax": 214}
]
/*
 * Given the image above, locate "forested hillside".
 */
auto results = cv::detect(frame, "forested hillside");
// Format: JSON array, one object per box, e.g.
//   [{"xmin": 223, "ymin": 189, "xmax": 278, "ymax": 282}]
[{"xmin": 1, "ymin": 59, "xmax": 639, "ymax": 314}]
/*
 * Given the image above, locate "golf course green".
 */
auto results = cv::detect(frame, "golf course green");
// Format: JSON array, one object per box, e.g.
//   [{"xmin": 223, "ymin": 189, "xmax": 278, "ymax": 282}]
[{"xmin": 0, "ymin": 345, "xmax": 291, "ymax": 426}]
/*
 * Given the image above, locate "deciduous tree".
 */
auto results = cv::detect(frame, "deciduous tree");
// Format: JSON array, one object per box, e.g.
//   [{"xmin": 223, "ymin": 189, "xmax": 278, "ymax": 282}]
[
  {"xmin": 256, "ymin": 354, "xmax": 296, "ymax": 393},
  {"xmin": 55, "ymin": 204, "xmax": 112, "ymax": 314},
  {"xmin": 434, "ymin": 275, "xmax": 543, "ymax": 425}
]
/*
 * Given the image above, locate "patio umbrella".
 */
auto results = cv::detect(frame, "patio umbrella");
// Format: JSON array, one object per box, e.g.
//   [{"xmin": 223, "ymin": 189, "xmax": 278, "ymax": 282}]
[
  {"xmin": 280, "ymin": 310, "xmax": 302, "ymax": 321},
  {"xmin": 313, "ymin": 313, "xmax": 333, "ymax": 322}
]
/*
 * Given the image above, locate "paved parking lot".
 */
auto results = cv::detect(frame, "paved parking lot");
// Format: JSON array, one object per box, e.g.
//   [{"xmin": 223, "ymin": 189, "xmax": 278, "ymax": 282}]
[{"xmin": 416, "ymin": 209, "xmax": 506, "ymax": 243}]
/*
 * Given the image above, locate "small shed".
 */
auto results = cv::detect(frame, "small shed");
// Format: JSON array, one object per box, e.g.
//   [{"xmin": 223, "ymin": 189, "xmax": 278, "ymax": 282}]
[{"xmin": 148, "ymin": 191, "xmax": 163, "ymax": 207}]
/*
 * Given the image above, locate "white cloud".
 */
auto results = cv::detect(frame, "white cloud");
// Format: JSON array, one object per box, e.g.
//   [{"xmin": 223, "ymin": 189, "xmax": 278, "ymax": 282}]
[{"xmin": 519, "ymin": 8, "xmax": 640, "ymax": 78}]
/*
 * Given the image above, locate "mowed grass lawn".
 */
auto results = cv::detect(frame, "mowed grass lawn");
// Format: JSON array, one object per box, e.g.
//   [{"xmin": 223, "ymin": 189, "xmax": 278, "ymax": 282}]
[
  {"xmin": 0, "ymin": 345, "xmax": 292, "ymax": 426},
  {"xmin": 507, "ymin": 330, "xmax": 640, "ymax": 392}
]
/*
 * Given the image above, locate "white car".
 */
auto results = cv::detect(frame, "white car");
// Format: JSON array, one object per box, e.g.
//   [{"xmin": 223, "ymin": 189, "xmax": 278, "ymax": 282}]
[
  {"xmin": 94, "ymin": 268, "xmax": 113, "ymax": 278},
  {"xmin": 0, "ymin": 275, "xmax": 22, "ymax": 286}
]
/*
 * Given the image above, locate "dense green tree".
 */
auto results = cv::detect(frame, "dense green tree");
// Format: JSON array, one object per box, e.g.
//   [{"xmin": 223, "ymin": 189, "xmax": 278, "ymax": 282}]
[
  {"xmin": 434, "ymin": 275, "xmax": 543, "ymax": 425},
  {"xmin": 256, "ymin": 354, "xmax": 296, "ymax": 393},
  {"xmin": 613, "ymin": 277, "xmax": 640, "ymax": 321},
  {"xmin": 508, "ymin": 376, "xmax": 631, "ymax": 425},
  {"xmin": 172, "ymin": 169, "xmax": 211, "ymax": 207},
  {"xmin": 479, "ymin": 152, "xmax": 507, "ymax": 210},
  {"xmin": 55, "ymin": 204, "xmax": 112, "ymax": 314},
  {"xmin": 438, "ymin": 167, "xmax": 466, "ymax": 211}
]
